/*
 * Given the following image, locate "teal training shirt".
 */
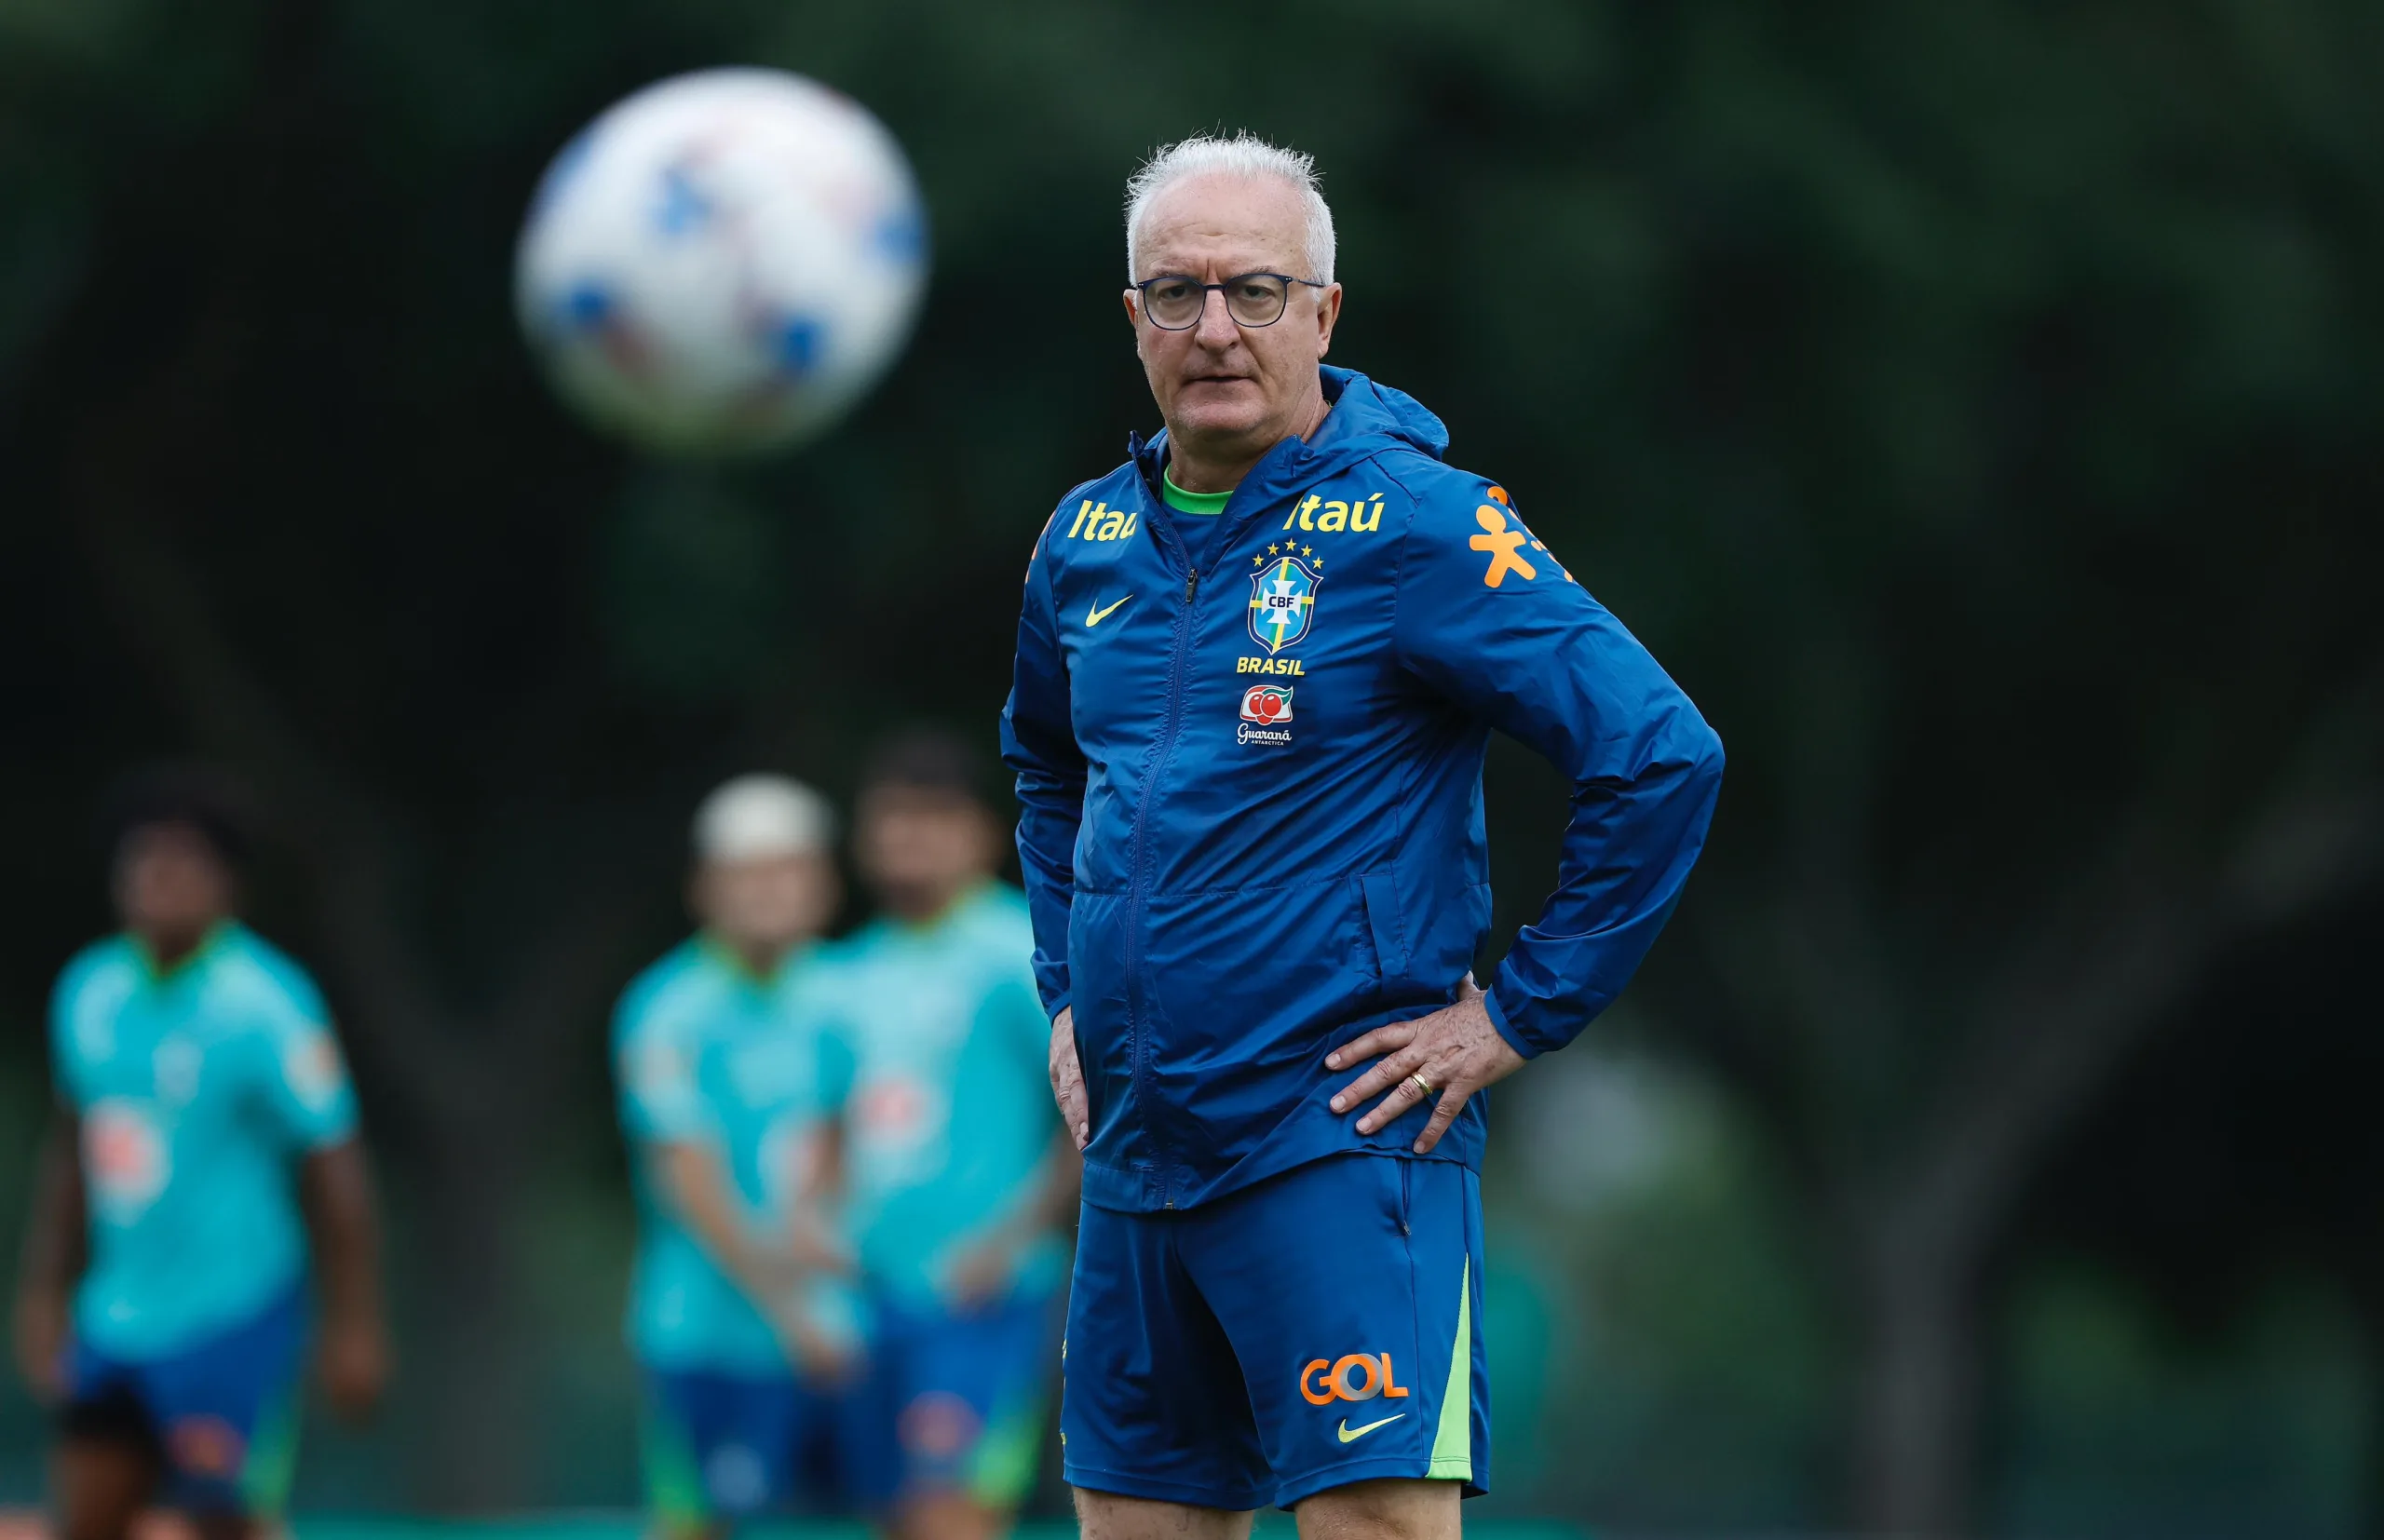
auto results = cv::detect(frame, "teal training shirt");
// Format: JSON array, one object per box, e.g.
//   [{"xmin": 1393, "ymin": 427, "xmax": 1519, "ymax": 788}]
[
  {"xmin": 830, "ymin": 884, "xmax": 1063, "ymax": 1309},
  {"xmin": 49, "ymin": 923, "xmax": 358, "ymax": 1358},
  {"xmin": 613, "ymin": 937, "xmax": 858, "ymax": 1373}
]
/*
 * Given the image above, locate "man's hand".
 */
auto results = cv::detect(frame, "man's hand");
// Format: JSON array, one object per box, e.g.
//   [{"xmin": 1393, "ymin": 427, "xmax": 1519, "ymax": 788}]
[
  {"xmin": 1050, "ymin": 1006, "xmax": 1090, "ymax": 1151},
  {"xmin": 771, "ymin": 1305, "xmax": 856, "ymax": 1385},
  {"xmin": 781, "ymin": 1211, "xmax": 853, "ymax": 1279},
  {"xmin": 11, "ymin": 1286, "xmax": 69, "ymax": 1403},
  {"xmin": 297, "ymin": 1139, "xmax": 387, "ymax": 1421},
  {"xmin": 15, "ymin": 1113, "xmax": 85, "ymax": 1404},
  {"xmin": 316, "ymin": 1308, "xmax": 390, "ymax": 1421},
  {"xmin": 944, "ymin": 1225, "xmax": 1020, "ymax": 1308},
  {"xmin": 1327, "ymin": 977, "xmax": 1528, "ymax": 1154},
  {"xmin": 949, "ymin": 1125, "xmax": 1079, "ymax": 1310}
]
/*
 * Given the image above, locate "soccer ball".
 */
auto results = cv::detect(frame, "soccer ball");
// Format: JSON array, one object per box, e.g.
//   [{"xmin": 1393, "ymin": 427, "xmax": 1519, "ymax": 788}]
[{"xmin": 515, "ymin": 68, "xmax": 928, "ymax": 456}]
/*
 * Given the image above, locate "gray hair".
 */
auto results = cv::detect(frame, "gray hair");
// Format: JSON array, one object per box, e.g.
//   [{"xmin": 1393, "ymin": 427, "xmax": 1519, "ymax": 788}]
[{"xmin": 1124, "ymin": 132, "xmax": 1336, "ymax": 285}]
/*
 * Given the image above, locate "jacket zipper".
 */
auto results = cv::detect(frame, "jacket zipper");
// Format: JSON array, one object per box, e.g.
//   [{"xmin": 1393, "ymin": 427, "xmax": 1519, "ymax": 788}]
[{"xmin": 1123, "ymin": 550, "xmax": 1199, "ymax": 1209}]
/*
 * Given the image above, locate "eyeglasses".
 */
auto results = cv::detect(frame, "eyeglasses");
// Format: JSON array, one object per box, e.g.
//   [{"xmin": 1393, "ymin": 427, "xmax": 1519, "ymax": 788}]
[{"xmin": 1132, "ymin": 272, "xmax": 1328, "ymax": 331}]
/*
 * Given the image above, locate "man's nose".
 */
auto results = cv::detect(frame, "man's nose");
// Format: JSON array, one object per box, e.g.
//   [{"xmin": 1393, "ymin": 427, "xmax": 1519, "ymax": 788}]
[{"xmin": 1193, "ymin": 287, "xmax": 1241, "ymax": 347}]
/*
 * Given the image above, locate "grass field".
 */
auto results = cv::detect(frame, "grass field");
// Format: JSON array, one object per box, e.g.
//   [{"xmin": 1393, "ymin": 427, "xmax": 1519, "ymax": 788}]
[{"xmin": 0, "ymin": 1516, "xmax": 1596, "ymax": 1540}]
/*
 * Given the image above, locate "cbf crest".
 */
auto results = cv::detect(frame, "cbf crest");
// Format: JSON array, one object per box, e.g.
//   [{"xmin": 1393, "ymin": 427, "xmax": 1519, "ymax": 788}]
[{"xmin": 1248, "ymin": 555, "xmax": 1321, "ymax": 655}]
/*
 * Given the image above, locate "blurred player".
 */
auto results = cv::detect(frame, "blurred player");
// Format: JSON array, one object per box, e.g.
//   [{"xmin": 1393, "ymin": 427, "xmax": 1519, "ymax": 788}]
[
  {"xmin": 833, "ymin": 731, "xmax": 1078, "ymax": 1540},
  {"xmin": 614, "ymin": 775, "xmax": 860, "ymax": 1539},
  {"xmin": 9, "ymin": 768, "xmax": 388, "ymax": 1540}
]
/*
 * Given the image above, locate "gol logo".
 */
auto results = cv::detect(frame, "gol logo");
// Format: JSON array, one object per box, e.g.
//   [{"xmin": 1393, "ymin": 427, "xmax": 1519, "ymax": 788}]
[{"xmin": 1299, "ymin": 1352, "xmax": 1411, "ymax": 1406}]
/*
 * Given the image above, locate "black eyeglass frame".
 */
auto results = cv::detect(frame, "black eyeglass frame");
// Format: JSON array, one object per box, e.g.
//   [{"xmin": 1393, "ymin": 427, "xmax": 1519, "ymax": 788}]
[{"xmin": 1131, "ymin": 271, "xmax": 1331, "ymax": 331}]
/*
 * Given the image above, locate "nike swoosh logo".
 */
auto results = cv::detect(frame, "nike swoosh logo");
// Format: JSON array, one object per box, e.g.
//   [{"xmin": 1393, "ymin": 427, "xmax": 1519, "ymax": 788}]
[
  {"xmin": 1337, "ymin": 1413, "xmax": 1405, "ymax": 1444},
  {"xmin": 1086, "ymin": 595, "xmax": 1133, "ymax": 627}
]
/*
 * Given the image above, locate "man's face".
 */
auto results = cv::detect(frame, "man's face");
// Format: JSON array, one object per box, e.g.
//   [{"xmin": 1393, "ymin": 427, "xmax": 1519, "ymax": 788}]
[
  {"xmin": 1126, "ymin": 173, "xmax": 1343, "ymax": 458},
  {"xmin": 692, "ymin": 852, "xmax": 837, "ymax": 956},
  {"xmin": 855, "ymin": 787, "xmax": 996, "ymax": 912},
  {"xmin": 114, "ymin": 823, "xmax": 235, "ymax": 944}
]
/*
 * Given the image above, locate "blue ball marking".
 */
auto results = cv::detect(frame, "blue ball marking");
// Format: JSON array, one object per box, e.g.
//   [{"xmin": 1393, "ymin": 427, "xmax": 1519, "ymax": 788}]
[
  {"xmin": 874, "ymin": 205, "xmax": 926, "ymax": 266},
  {"xmin": 771, "ymin": 316, "xmax": 826, "ymax": 376},
  {"xmin": 559, "ymin": 281, "xmax": 615, "ymax": 330},
  {"xmin": 654, "ymin": 165, "xmax": 714, "ymax": 237}
]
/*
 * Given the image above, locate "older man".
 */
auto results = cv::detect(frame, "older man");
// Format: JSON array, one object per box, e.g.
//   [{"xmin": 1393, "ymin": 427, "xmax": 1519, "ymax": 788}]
[{"xmin": 1000, "ymin": 134, "xmax": 1725, "ymax": 1538}]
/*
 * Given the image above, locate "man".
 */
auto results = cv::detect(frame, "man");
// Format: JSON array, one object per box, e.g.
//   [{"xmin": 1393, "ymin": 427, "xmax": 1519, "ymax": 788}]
[
  {"xmin": 11, "ymin": 769, "xmax": 388, "ymax": 1540},
  {"xmin": 1000, "ymin": 134, "xmax": 1726, "ymax": 1539},
  {"xmin": 614, "ymin": 774, "xmax": 860, "ymax": 1537},
  {"xmin": 831, "ymin": 730, "xmax": 1078, "ymax": 1540}
]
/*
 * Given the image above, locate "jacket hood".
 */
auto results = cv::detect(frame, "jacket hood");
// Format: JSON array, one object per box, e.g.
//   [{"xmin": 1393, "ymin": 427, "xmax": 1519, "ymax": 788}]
[{"xmin": 1129, "ymin": 367, "xmax": 1451, "ymax": 499}]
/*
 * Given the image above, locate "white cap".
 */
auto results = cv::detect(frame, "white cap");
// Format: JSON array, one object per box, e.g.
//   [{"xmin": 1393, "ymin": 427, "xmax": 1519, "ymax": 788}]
[{"xmin": 693, "ymin": 774, "xmax": 835, "ymax": 863}]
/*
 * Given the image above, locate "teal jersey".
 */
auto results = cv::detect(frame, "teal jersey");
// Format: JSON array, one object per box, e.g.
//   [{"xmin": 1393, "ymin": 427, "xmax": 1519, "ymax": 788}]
[
  {"xmin": 48, "ymin": 924, "xmax": 358, "ymax": 1358},
  {"xmin": 613, "ymin": 938, "xmax": 857, "ymax": 1374},
  {"xmin": 832, "ymin": 884, "xmax": 1063, "ymax": 1308}
]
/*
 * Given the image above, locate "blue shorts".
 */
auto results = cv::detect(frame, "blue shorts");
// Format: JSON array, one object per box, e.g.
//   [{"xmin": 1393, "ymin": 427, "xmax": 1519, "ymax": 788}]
[
  {"xmin": 640, "ymin": 1366, "xmax": 847, "ymax": 1521},
  {"xmin": 61, "ymin": 1285, "xmax": 308, "ymax": 1517},
  {"xmin": 845, "ymin": 1290, "xmax": 1058, "ymax": 1511},
  {"xmin": 1062, "ymin": 1154, "xmax": 1489, "ymax": 1510}
]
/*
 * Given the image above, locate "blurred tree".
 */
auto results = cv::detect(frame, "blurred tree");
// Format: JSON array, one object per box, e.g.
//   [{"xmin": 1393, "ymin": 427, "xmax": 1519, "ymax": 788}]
[
  {"xmin": 1578, "ymin": 6, "xmax": 2384, "ymax": 1532},
  {"xmin": 2020, "ymin": 880, "xmax": 2384, "ymax": 1535}
]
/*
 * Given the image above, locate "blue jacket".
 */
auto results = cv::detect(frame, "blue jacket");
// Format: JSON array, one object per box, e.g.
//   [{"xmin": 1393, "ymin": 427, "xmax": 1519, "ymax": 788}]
[{"xmin": 1001, "ymin": 368, "xmax": 1724, "ymax": 1214}]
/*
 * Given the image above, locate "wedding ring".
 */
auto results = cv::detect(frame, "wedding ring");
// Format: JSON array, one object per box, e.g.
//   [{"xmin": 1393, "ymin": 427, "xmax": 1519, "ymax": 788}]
[{"xmin": 1405, "ymin": 1072, "xmax": 1435, "ymax": 1101}]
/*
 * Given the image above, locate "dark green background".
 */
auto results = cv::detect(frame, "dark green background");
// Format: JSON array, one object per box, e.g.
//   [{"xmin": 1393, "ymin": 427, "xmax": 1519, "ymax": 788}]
[{"xmin": 4, "ymin": 2, "xmax": 2382, "ymax": 1535}]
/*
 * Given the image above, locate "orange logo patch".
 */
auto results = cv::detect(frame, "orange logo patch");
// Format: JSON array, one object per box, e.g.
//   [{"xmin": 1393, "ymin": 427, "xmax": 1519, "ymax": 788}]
[
  {"xmin": 167, "ymin": 1415, "xmax": 247, "ymax": 1477},
  {"xmin": 84, "ymin": 1101, "xmax": 169, "ymax": 1212},
  {"xmin": 1470, "ymin": 485, "xmax": 1574, "ymax": 588},
  {"xmin": 1298, "ymin": 1353, "xmax": 1412, "ymax": 1406},
  {"xmin": 899, "ymin": 1390, "xmax": 982, "ymax": 1458},
  {"xmin": 1470, "ymin": 506, "xmax": 1537, "ymax": 588},
  {"xmin": 856, "ymin": 1077, "xmax": 927, "ymax": 1134}
]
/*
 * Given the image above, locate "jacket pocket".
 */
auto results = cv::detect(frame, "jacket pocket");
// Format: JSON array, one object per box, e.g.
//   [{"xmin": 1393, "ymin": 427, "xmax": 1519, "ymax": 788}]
[
  {"xmin": 1359, "ymin": 870, "xmax": 1409, "ymax": 986},
  {"xmin": 1064, "ymin": 892, "xmax": 1134, "ymax": 1137}
]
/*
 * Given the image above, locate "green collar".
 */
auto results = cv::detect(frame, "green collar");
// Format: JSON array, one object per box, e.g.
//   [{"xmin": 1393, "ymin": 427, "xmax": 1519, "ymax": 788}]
[
  {"xmin": 698, "ymin": 932, "xmax": 807, "ymax": 989},
  {"xmin": 1161, "ymin": 467, "xmax": 1232, "ymax": 516},
  {"xmin": 134, "ymin": 919, "xmax": 235, "ymax": 984},
  {"xmin": 888, "ymin": 879, "xmax": 993, "ymax": 938}
]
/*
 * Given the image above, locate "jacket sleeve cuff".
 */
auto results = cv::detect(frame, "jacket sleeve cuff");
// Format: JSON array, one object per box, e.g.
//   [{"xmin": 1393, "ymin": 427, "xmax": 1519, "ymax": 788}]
[
  {"xmin": 1031, "ymin": 960, "xmax": 1071, "ymax": 1023},
  {"xmin": 1482, "ymin": 984, "xmax": 1542, "ymax": 1060}
]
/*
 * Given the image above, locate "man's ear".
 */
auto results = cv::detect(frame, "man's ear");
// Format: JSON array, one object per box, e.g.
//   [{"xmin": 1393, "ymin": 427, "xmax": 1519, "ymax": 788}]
[
  {"xmin": 1122, "ymin": 290, "xmax": 1142, "ymax": 329},
  {"xmin": 1315, "ymin": 282, "xmax": 1344, "ymax": 360}
]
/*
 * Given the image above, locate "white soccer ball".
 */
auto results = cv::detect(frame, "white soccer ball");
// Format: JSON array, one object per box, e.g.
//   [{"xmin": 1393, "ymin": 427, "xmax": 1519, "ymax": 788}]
[{"xmin": 515, "ymin": 68, "xmax": 928, "ymax": 456}]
